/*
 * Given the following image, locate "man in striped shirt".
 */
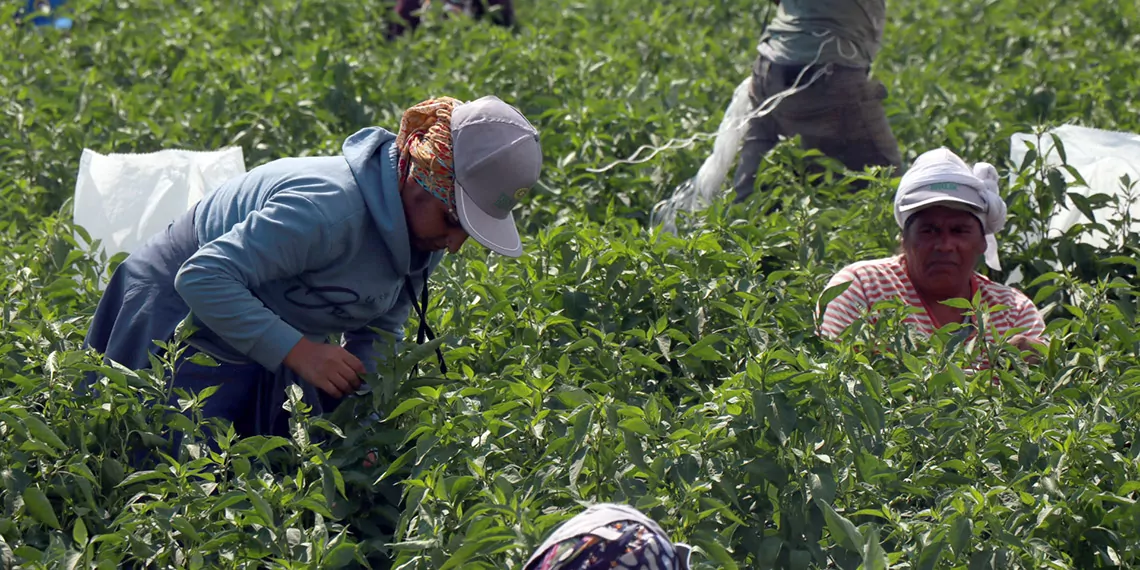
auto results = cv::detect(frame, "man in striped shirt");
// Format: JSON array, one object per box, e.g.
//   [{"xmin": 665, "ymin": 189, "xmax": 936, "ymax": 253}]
[{"xmin": 818, "ymin": 148, "xmax": 1046, "ymax": 357}]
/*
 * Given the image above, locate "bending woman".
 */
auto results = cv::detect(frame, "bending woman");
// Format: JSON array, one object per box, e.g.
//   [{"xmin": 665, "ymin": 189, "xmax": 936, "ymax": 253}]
[{"xmin": 84, "ymin": 95, "xmax": 542, "ymax": 437}]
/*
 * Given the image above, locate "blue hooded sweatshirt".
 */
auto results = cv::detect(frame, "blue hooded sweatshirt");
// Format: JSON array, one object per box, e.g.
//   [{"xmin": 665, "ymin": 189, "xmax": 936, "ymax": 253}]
[{"xmin": 173, "ymin": 127, "xmax": 445, "ymax": 372}]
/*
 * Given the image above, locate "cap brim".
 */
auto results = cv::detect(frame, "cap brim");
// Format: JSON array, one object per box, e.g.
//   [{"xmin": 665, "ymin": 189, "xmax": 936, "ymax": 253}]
[
  {"xmin": 898, "ymin": 192, "xmax": 984, "ymax": 213},
  {"xmin": 455, "ymin": 182, "xmax": 523, "ymax": 257}
]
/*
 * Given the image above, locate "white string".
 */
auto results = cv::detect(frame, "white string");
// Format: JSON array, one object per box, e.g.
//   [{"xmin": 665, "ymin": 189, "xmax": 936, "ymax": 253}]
[
  {"xmin": 811, "ymin": 28, "xmax": 863, "ymax": 63},
  {"xmin": 640, "ymin": 37, "xmax": 840, "ymax": 233},
  {"xmin": 586, "ymin": 33, "xmax": 841, "ymax": 175},
  {"xmin": 585, "ymin": 62, "xmax": 829, "ymax": 175}
]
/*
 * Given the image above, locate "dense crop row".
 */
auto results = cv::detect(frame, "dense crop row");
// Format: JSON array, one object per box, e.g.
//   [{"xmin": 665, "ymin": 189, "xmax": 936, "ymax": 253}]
[{"xmin": 2, "ymin": 0, "xmax": 1139, "ymax": 568}]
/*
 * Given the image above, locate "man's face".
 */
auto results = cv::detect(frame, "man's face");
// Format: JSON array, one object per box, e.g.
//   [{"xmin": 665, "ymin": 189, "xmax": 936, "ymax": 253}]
[
  {"xmin": 401, "ymin": 179, "xmax": 469, "ymax": 254},
  {"xmin": 902, "ymin": 205, "xmax": 986, "ymax": 295}
]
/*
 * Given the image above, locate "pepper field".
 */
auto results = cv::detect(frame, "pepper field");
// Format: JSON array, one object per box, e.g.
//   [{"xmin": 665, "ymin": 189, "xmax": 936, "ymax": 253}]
[{"xmin": 2, "ymin": 0, "xmax": 1140, "ymax": 568}]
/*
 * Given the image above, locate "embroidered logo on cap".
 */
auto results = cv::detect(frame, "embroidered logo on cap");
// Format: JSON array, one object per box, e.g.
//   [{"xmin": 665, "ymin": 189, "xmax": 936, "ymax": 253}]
[
  {"xmin": 493, "ymin": 193, "xmax": 515, "ymax": 210},
  {"xmin": 492, "ymin": 188, "xmax": 530, "ymax": 212},
  {"xmin": 929, "ymin": 182, "xmax": 959, "ymax": 191}
]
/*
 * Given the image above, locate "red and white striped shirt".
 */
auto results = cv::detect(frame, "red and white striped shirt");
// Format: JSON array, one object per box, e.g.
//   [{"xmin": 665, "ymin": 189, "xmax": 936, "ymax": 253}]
[{"xmin": 819, "ymin": 255, "xmax": 1045, "ymax": 341}]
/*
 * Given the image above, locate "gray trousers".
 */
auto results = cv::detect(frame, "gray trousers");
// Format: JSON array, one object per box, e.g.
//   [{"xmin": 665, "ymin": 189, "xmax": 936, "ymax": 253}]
[{"xmin": 732, "ymin": 55, "xmax": 903, "ymax": 202}]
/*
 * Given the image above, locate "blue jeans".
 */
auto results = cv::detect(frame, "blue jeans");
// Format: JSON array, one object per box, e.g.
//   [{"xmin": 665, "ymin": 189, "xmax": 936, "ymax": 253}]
[
  {"xmin": 83, "ymin": 207, "xmax": 351, "ymax": 464},
  {"xmin": 168, "ymin": 347, "xmax": 282, "ymax": 439}
]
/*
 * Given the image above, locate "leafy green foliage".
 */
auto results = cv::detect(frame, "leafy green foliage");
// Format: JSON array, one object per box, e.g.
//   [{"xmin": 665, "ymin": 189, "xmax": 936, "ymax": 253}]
[{"xmin": 2, "ymin": 0, "xmax": 1140, "ymax": 568}]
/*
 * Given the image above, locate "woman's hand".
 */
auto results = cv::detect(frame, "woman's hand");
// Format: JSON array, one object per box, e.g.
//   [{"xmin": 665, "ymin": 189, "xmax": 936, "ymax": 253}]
[
  {"xmin": 1009, "ymin": 334, "xmax": 1047, "ymax": 365},
  {"xmin": 283, "ymin": 337, "xmax": 365, "ymax": 398}
]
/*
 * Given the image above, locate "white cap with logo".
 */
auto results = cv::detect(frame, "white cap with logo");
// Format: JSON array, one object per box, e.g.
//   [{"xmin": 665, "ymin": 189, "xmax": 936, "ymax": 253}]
[
  {"xmin": 451, "ymin": 95, "xmax": 543, "ymax": 258},
  {"xmin": 894, "ymin": 147, "xmax": 1009, "ymax": 270}
]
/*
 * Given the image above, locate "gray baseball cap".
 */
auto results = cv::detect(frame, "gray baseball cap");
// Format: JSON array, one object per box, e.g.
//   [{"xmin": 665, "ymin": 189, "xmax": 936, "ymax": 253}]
[{"xmin": 451, "ymin": 95, "xmax": 542, "ymax": 257}]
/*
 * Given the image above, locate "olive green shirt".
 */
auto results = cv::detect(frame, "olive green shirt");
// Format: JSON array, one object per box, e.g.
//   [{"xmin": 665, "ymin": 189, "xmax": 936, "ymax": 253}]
[{"xmin": 758, "ymin": 0, "xmax": 886, "ymax": 69}]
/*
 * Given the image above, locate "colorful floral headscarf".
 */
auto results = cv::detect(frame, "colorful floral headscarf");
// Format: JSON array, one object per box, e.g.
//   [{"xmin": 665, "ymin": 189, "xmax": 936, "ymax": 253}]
[
  {"xmin": 531, "ymin": 521, "xmax": 683, "ymax": 570},
  {"xmin": 395, "ymin": 97, "xmax": 461, "ymax": 213}
]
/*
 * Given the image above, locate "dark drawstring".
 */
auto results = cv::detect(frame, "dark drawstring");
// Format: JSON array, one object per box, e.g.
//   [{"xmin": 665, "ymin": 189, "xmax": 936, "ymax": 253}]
[{"xmin": 406, "ymin": 269, "xmax": 447, "ymax": 375}]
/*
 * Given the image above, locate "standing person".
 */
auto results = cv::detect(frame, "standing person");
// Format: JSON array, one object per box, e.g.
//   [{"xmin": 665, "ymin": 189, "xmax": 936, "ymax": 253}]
[
  {"xmin": 387, "ymin": 0, "xmax": 516, "ymax": 40},
  {"xmin": 83, "ymin": 95, "xmax": 543, "ymax": 439},
  {"xmin": 461, "ymin": 0, "xmax": 515, "ymax": 28},
  {"xmin": 20, "ymin": 0, "xmax": 73, "ymax": 30},
  {"xmin": 732, "ymin": 0, "xmax": 902, "ymax": 204}
]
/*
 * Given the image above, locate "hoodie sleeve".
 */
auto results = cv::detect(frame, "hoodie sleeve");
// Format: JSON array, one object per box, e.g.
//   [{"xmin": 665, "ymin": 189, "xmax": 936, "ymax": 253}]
[{"xmin": 174, "ymin": 189, "xmax": 339, "ymax": 371}]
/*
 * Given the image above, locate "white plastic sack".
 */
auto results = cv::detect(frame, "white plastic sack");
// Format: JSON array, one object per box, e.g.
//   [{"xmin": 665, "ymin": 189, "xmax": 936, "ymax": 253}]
[
  {"xmin": 648, "ymin": 62, "xmax": 830, "ymax": 235},
  {"xmin": 1009, "ymin": 125, "xmax": 1140, "ymax": 250},
  {"xmin": 72, "ymin": 147, "xmax": 246, "ymax": 259},
  {"xmin": 650, "ymin": 76, "xmax": 754, "ymax": 234}
]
